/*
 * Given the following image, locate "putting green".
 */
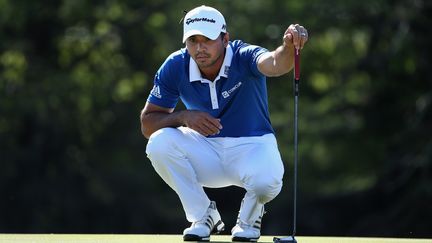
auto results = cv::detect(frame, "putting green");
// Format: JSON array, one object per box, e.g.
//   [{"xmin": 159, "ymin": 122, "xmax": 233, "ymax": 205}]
[{"xmin": 0, "ymin": 234, "xmax": 430, "ymax": 243}]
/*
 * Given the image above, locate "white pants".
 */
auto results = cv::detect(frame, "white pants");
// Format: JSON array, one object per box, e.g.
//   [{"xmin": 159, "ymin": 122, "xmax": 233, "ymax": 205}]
[{"xmin": 146, "ymin": 127, "xmax": 284, "ymax": 225}]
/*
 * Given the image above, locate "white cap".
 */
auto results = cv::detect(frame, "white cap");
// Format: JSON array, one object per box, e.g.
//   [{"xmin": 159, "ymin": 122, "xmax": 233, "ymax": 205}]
[{"xmin": 183, "ymin": 5, "xmax": 227, "ymax": 43}]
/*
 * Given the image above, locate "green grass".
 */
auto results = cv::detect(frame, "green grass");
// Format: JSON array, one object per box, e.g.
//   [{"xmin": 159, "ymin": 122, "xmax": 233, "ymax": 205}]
[{"xmin": 0, "ymin": 234, "xmax": 431, "ymax": 243}]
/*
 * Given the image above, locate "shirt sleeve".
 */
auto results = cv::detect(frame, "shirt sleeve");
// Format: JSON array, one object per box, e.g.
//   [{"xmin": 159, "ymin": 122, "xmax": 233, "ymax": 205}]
[
  {"xmin": 240, "ymin": 43, "xmax": 269, "ymax": 77},
  {"xmin": 147, "ymin": 56, "xmax": 180, "ymax": 109}
]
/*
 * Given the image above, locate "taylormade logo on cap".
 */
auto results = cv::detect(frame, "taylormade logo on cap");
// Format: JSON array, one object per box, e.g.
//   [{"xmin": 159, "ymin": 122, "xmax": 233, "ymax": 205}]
[
  {"xmin": 183, "ymin": 5, "xmax": 227, "ymax": 43},
  {"xmin": 185, "ymin": 17, "xmax": 216, "ymax": 25}
]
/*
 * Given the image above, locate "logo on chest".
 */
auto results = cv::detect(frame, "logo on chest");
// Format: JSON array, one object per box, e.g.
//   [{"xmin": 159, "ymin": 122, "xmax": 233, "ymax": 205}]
[{"xmin": 221, "ymin": 81, "xmax": 242, "ymax": 98}]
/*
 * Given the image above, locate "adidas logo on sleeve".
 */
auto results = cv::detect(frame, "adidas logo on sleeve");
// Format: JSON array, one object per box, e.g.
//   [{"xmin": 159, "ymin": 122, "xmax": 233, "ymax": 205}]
[{"xmin": 151, "ymin": 85, "xmax": 162, "ymax": 99}]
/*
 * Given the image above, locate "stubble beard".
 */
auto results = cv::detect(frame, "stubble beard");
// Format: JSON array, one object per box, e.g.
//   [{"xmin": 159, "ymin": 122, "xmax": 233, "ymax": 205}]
[{"xmin": 195, "ymin": 52, "xmax": 222, "ymax": 69}]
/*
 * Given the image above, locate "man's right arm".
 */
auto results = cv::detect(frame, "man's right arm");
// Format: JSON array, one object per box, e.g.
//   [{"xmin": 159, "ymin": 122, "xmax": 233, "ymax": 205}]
[
  {"xmin": 140, "ymin": 102, "xmax": 223, "ymax": 139},
  {"xmin": 140, "ymin": 102, "xmax": 178, "ymax": 139}
]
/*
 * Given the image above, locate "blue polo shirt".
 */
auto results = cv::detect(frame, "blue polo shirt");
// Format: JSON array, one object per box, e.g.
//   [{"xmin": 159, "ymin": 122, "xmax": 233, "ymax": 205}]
[{"xmin": 147, "ymin": 40, "xmax": 274, "ymax": 137}]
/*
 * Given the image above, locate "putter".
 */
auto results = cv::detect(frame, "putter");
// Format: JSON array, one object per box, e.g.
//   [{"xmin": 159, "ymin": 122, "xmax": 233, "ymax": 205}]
[{"xmin": 273, "ymin": 47, "xmax": 301, "ymax": 243}]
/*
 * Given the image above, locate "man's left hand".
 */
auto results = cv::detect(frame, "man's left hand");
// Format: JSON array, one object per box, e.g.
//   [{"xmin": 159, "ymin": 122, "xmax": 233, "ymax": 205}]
[{"xmin": 283, "ymin": 24, "xmax": 308, "ymax": 50}]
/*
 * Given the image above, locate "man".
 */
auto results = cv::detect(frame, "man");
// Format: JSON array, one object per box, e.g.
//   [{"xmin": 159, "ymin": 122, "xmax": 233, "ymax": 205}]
[{"xmin": 141, "ymin": 5, "xmax": 308, "ymax": 242}]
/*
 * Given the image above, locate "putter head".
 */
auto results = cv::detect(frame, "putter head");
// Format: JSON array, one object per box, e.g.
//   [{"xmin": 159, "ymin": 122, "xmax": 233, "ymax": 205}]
[{"xmin": 273, "ymin": 236, "xmax": 297, "ymax": 243}]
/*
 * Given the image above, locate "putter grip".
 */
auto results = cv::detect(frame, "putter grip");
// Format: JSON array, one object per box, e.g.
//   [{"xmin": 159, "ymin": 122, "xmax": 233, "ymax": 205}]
[{"xmin": 294, "ymin": 48, "xmax": 300, "ymax": 81}]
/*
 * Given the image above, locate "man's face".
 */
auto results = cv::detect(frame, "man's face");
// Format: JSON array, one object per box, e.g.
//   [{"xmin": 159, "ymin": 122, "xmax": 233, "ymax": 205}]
[{"xmin": 185, "ymin": 34, "xmax": 227, "ymax": 69}]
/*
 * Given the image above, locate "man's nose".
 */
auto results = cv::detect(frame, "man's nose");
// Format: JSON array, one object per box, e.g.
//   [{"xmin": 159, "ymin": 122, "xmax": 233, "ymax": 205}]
[{"xmin": 196, "ymin": 42, "xmax": 205, "ymax": 51}]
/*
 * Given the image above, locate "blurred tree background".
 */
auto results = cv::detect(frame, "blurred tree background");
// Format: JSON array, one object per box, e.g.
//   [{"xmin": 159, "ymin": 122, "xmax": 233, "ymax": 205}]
[{"xmin": 1, "ymin": 0, "xmax": 431, "ymax": 238}]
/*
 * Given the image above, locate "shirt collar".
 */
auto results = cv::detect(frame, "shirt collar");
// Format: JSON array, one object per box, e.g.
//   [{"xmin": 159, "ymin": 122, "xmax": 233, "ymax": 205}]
[{"xmin": 189, "ymin": 44, "xmax": 233, "ymax": 82}]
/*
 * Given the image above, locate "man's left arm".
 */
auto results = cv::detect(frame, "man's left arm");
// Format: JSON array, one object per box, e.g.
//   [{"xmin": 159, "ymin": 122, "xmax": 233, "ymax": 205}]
[{"xmin": 257, "ymin": 24, "xmax": 308, "ymax": 77}]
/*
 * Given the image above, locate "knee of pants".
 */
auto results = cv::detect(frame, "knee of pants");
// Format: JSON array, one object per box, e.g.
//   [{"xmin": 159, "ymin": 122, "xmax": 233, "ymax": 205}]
[
  {"xmin": 146, "ymin": 127, "xmax": 179, "ymax": 158},
  {"xmin": 249, "ymin": 176, "xmax": 283, "ymax": 204}
]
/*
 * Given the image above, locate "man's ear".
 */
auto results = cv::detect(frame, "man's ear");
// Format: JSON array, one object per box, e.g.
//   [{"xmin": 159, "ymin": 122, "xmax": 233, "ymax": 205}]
[{"xmin": 223, "ymin": 32, "xmax": 230, "ymax": 47}]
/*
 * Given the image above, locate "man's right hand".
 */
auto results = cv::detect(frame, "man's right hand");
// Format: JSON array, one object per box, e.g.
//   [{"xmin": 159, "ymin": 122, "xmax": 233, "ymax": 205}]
[
  {"xmin": 141, "ymin": 102, "xmax": 223, "ymax": 138},
  {"xmin": 181, "ymin": 110, "xmax": 223, "ymax": 137}
]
